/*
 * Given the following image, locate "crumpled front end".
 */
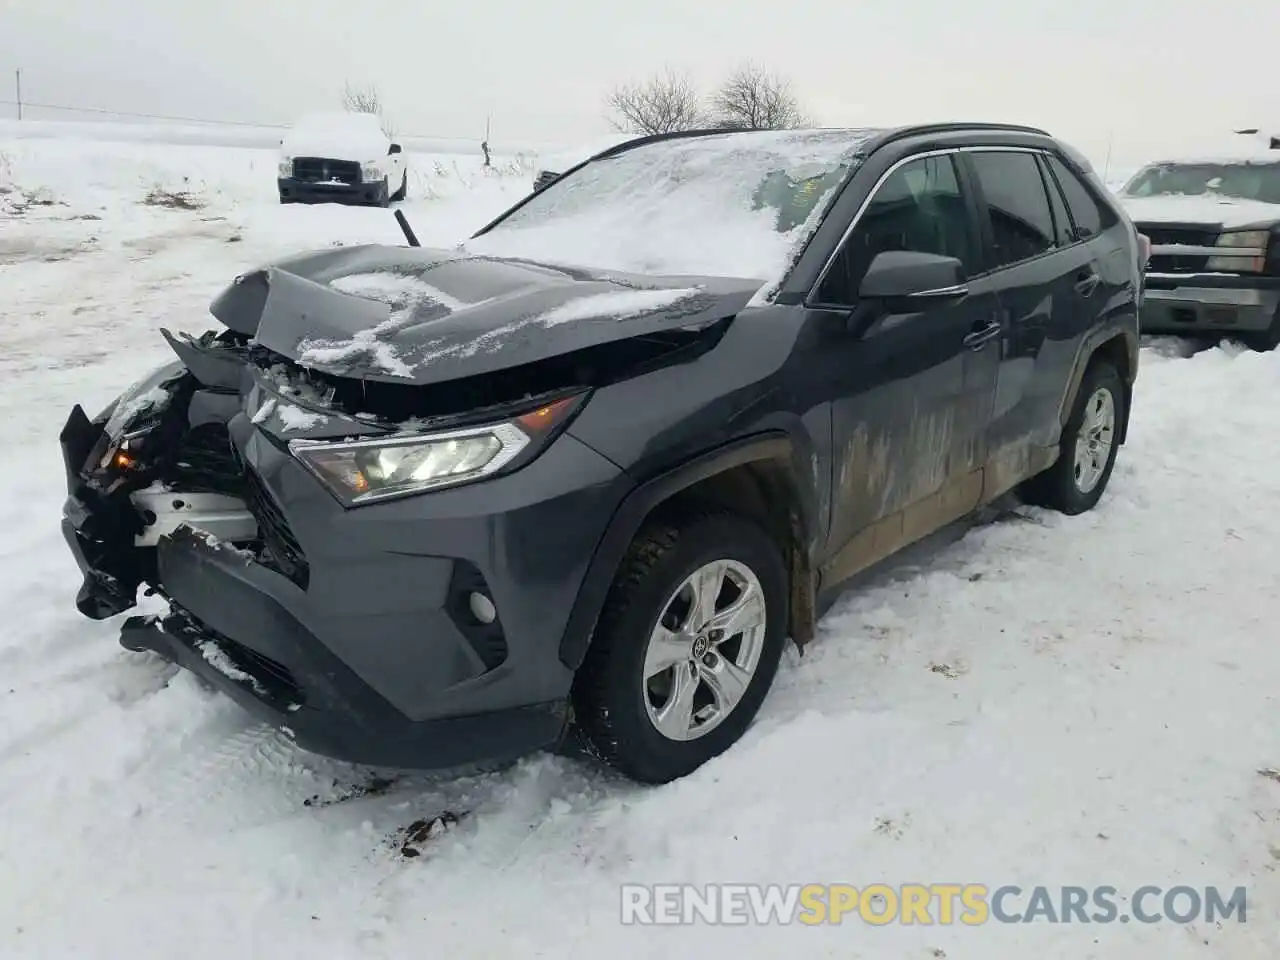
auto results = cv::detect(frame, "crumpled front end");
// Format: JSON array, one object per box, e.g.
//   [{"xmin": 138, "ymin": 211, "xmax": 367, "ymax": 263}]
[{"xmin": 57, "ymin": 323, "xmax": 634, "ymax": 770}]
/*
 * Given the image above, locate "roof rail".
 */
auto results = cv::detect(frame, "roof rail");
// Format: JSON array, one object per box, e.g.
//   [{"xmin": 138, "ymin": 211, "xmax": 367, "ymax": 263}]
[{"xmin": 881, "ymin": 121, "xmax": 1052, "ymax": 141}]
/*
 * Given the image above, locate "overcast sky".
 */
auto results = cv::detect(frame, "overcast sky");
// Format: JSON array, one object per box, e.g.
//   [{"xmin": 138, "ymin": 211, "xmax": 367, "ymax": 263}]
[{"xmin": 3, "ymin": 0, "xmax": 1277, "ymax": 164}]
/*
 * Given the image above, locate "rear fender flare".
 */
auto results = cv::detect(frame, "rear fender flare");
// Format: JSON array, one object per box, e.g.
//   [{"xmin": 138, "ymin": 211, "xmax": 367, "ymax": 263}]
[
  {"xmin": 1058, "ymin": 326, "xmax": 1138, "ymax": 444},
  {"xmin": 558, "ymin": 433, "xmax": 810, "ymax": 670}
]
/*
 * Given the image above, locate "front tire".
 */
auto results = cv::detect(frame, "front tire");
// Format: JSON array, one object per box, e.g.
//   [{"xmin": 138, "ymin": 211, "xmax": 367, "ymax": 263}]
[
  {"xmin": 1239, "ymin": 305, "xmax": 1280, "ymax": 352},
  {"xmin": 572, "ymin": 510, "xmax": 788, "ymax": 784},
  {"xmin": 1019, "ymin": 358, "xmax": 1125, "ymax": 515},
  {"xmin": 391, "ymin": 172, "xmax": 408, "ymax": 202}
]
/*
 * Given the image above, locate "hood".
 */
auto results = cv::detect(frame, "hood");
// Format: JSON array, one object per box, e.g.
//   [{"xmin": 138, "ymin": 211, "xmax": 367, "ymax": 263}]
[
  {"xmin": 208, "ymin": 244, "xmax": 760, "ymax": 386},
  {"xmin": 1119, "ymin": 194, "xmax": 1280, "ymax": 232}
]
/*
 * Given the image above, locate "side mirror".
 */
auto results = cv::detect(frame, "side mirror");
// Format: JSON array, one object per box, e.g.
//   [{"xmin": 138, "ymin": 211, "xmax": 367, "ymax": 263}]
[
  {"xmin": 388, "ymin": 143, "xmax": 403, "ymax": 155},
  {"xmin": 858, "ymin": 250, "xmax": 967, "ymax": 303}
]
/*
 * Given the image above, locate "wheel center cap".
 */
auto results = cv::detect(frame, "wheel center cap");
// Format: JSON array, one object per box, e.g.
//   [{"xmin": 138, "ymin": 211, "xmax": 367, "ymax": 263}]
[{"xmin": 691, "ymin": 635, "xmax": 709, "ymax": 659}]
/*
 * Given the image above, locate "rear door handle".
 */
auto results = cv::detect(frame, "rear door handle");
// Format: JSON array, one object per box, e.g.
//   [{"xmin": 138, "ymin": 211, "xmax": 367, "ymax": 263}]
[
  {"xmin": 962, "ymin": 321, "xmax": 998, "ymax": 350},
  {"xmin": 963, "ymin": 320, "xmax": 1001, "ymax": 350},
  {"xmin": 1075, "ymin": 269, "xmax": 1101, "ymax": 298}
]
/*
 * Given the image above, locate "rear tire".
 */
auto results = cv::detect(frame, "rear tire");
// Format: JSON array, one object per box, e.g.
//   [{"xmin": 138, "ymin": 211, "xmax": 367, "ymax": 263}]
[
  {"xmin": 572, "ymin": 510, "xmax": 788, "ymax": 784},
  {"xmin": 1019, "ymin": 358, "xmax": 1125, "ymax": 515}
]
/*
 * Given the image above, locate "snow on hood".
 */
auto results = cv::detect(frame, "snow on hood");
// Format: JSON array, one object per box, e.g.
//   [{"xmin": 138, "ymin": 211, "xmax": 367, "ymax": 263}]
[
  {"xmin": 1119, "ymin": 194, "xmax": 1280, "ymax": 231},
  {"xmin": 280, "ymin": 111, "xmax": 390, "ymax": 160},
  {"xmin": 463, "ymin": 129, "xmax": 879, "ymax": 284},
  {"xmin": 208, "ymin": 244, "xmax": 759, "ymax": 386}
]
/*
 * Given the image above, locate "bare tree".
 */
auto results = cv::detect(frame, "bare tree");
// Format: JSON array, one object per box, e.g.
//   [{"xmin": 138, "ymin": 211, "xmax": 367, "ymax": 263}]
[
  {"xmin": 710, "ymin": 63, "xmax": 809, "ymax": 131},
  {"xmin": 605, "ymin": 70, "xmax": 704, "ymax": 136},
  {"xmin": 342, "ymin": 81, "xmax": 396, "ymax": 139}
]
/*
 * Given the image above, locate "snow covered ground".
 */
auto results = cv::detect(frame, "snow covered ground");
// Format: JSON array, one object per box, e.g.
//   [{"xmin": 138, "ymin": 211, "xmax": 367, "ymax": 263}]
[{"xmin": 2, "ymin": 128, "xmax": 1279, "ymax": 959}]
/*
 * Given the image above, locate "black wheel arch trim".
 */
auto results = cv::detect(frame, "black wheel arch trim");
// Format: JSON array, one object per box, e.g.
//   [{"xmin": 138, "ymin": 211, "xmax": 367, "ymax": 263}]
[
  {"xmin": 558, "ymin": 432, "xmax": 804, "ymax": 671},
  {"xmin": 1059, "ymin": 324, "xmax": 1138, "ymax": 444}
]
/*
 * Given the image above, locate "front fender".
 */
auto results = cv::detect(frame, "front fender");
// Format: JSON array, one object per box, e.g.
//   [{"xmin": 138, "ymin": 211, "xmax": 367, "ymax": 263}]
[{"xmin": 557, "ymin": 432, "xmax": 805, "ymax": 670}]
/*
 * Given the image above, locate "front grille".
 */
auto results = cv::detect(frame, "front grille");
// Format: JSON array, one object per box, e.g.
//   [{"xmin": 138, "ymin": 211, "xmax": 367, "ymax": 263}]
[
  {"xmin": 291, "ymin": 157, "xmax": 361, "ymax": 185},
  {"xmin": 169, "ymin": 423, "xmax": 244, "ymax": 495},
  {"xmin": 243, "ymin": 467, "xmax": 310, "ymax": 589},
  {"xmin": 1136, "ymin": 223, "xmax": 1220, "ymax": 274}
]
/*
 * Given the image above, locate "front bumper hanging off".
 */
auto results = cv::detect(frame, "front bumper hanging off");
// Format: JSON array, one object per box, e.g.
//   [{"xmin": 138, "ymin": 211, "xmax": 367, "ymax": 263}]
[{"xmin": 57, "ymin": 403, "xmax": 581, "ymax": 770}]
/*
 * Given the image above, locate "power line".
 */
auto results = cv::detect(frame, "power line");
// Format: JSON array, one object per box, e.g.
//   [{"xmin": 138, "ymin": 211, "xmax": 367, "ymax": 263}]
[
  {"xmin": 0, "ymin": 97, "xmax": 290, "ymax": 128},
  {"xmin": 0, "ymin": 97, "xmax": 520, "ymax": 144}
]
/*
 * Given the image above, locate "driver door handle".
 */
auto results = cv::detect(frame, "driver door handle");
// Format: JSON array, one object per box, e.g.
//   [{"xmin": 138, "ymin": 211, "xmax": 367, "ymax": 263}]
[{"xmin": 963, "ymin": 319, "xmax": 1001, "ymax": 350}]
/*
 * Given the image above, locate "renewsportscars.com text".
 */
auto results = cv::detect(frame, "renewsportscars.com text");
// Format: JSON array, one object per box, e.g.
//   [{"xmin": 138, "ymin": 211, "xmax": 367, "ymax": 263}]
[{"xmin": 620, "ymin": 883, "xmax": 1247, "ymax": 926}]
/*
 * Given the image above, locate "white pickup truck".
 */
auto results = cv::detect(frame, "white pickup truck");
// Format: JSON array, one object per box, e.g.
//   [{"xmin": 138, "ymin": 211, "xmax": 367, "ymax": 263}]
[
  {"xmin": 1117, "ymin": 138, "xmax": 1280, "ymax": 350},
  {"xmin": 277, "ymin": 111, "xmax": 408, "ymax": 207}
]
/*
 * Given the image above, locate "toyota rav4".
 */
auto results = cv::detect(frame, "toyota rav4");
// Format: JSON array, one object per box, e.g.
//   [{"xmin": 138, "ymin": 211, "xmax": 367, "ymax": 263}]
[{"xmin": 58, "ymin": 124, "xmax": 1142, "ymax": 784}]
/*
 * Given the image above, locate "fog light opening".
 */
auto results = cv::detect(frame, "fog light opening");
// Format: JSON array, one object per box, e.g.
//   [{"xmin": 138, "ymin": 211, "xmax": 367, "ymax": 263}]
[{"xmin": 468, "ymin": 591, "xmax": 497, "ymax": 625}]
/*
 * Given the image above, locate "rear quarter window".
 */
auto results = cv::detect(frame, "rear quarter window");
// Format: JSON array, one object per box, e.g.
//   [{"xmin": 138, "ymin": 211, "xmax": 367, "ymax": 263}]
[{"xmin": 1047, "ymin": 155, "xmax": 1112, "ymax": 240}]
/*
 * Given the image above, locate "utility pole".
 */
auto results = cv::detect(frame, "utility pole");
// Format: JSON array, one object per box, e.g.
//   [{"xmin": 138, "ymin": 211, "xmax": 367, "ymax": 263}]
[{"xmin": 15, "ymin": 69, "xmax": 21, "ymax": 120}]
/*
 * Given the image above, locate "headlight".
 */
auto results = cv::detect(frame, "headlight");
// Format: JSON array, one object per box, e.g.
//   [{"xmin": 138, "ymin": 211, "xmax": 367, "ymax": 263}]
[
  {"xmin": 1206, "ymin": 230, "xmax": 1270, "ymax": 273},
  {"xmin": 278, "ymin": 156, "xmax": 294, "ymax": 177},
  {"xmin": 290, "ymin": 395, "xmax": 583, "ymax": 506},
  {"xmin": 360, "ymin": 161, "xmax": 385, "ymax": 182}
]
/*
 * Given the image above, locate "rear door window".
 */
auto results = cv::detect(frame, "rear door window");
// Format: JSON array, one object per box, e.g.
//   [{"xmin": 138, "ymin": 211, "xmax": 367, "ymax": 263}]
[{"xmin": 969, "ymin": 151, "xmax": 1056, "ymax": 269}]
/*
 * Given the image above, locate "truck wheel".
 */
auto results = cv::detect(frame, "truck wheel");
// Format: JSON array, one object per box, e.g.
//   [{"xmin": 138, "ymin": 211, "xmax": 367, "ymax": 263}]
[
  {"xmin": 572, "ymin": 510, "xmax": 788, "ymax": 784},
  {"xmin": 391, "ymin": 173, "xmax": 408, "ymax": 202},
  {"xmin": 1019, "ymin": 358, "xmax": 1125, "ymax": 515}
]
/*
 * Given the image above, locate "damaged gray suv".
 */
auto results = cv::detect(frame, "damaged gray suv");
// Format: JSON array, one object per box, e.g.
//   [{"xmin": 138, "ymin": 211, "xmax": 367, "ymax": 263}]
[{"xmin": 59, "ymin": 124, "xmax": 1142, "ymax": 783}]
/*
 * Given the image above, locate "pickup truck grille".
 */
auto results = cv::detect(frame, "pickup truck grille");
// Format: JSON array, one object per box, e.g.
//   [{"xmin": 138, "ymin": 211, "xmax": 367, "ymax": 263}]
[
  {"xmin": 291, "ymin": 157, "xmax": 362, "ymax": 185},
  {"xmin": 1135, "ymin": 223, "xmax": 1219, "ymax": 273}
]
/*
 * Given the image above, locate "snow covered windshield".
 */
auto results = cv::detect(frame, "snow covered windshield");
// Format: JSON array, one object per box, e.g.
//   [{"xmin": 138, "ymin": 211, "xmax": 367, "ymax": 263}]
[
  {"xmin": 1122, "ymin": 161, "xmax": 1280, "ymax": 204},
  {"xmin": 465, "ymin": 129, "xmax": 880, "ymax": 282},
  {"xmin": 281, "ymin": 111, "xmax": 389, "ymax": 159}
]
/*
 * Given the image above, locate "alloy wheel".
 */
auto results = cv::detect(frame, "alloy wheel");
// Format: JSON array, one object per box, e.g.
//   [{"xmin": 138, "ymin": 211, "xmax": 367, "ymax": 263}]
[
  {"xmin": 1072, "ymin": 386, "xmax": 1116, "ymax": 494},
  {"xmin": 641, "ymin": 559, "xmax": 768, "ymax": 742}
]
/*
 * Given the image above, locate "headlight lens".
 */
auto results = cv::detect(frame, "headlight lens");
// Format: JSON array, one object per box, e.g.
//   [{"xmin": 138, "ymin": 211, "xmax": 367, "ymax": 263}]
[
  {"xmin": 290, "ymin": 395, "xmax": 581, "ymax": 506},
  {"xmin": 1206, "ymin": 229, "xmax": 1270, "ymax": 273},
  {"xmin": 278, "ymin": 156, "xmax": 294, "ymax": 177},
  {"xmin": 360, "ymin": 161, "xmax": 385, "ymax": 182}
]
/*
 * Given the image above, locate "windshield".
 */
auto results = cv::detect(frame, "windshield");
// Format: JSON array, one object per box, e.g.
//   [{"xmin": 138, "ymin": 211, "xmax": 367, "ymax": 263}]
[
  {"xmin": 464, "ymin": 129, "xmax": 880, "ymax": 282},
  {"xmin": 1122, "ymin": 161, "xmax": 1280, "ymax": 204},
  {"xmin": 282, "ymin": 112, "xmax": 388, "ymax": 158}
]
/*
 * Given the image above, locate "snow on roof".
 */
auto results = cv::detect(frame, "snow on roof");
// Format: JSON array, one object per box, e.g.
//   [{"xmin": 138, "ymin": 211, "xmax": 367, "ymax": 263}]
[
  {"xmin": 1135, "ymin": 132, "xmax": 1280, "ymax": 168},
  {"xmin": 464, "ymin": 128, "xmax": 881, "ymax": 284}
]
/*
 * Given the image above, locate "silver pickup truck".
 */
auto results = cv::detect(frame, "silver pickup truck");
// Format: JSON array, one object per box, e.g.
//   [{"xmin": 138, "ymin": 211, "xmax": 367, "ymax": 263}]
[{"xmin": 1117, "ymin": 144, "xmax": 1280, "ymax": 350}]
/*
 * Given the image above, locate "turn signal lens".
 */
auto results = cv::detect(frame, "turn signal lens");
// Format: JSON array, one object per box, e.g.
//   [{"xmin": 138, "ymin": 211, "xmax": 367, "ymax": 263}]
[{"xmin": 516, "ymin": 396, "xmax": 578, "ymax": 433}]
